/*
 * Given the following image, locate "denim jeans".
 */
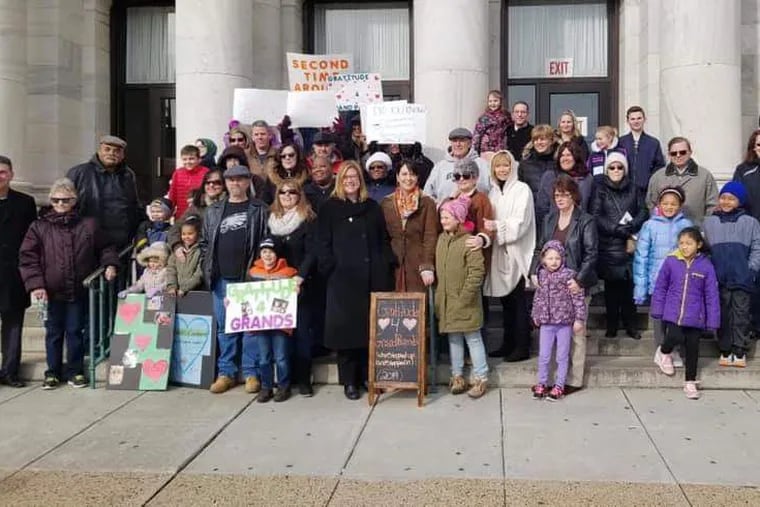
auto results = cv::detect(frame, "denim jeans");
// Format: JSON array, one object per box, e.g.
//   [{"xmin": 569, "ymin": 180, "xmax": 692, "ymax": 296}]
[
  {"xmin": 45, "ymin": 299, "xmax": 86, "ymax": 379},
  {"xmin": 212, "ymin": 278, "xmax": 259, "ymax": 379},
  {"xmin": 253, "ymin": 331, "xmax": 291, "ymax": 389},
  {"xmin": 448, "ymin": 330, "xmax": 488, "ymax": 379}
]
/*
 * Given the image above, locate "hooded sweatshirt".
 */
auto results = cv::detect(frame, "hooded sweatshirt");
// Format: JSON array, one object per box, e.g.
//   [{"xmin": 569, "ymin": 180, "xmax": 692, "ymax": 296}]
[
  {"xmin": 702, "ymin": 208, "xmax": 760, "ymax": 291},
  {"xmin": 531, "ymin": 240, "xmax": 587, "ymax": 326},
  {"xmin": 423, "ymin": 147, "xmax": 491, "ymax": 204}
]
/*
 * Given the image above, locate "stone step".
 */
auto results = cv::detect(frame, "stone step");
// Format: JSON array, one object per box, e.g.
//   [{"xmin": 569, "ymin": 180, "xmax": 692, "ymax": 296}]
[
  {"xmin": 17, "ymin": 352, "xmax": 109, "ymax": 383},
  {"xmin": 486, "ymin": 303, "xmax": 653, "ymax": 330}
]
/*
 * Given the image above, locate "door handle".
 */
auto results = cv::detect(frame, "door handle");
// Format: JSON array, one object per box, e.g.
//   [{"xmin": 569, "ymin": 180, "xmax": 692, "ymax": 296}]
[{"xmin": 156, "ymin": 157, "xmax": 161, "ymax": 178}]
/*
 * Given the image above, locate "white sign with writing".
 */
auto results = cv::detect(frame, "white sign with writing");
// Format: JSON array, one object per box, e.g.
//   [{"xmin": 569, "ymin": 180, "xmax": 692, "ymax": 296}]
[
  {"xmin": 232, "ymin": 89, "xmax": 338, "ymax": 128},
  {"xmin": 363, "ymin": 101, "xmax": 427, "ymax": 144},
  {"xmin": 546, "ymin": 58, "xmax": 574, "ymax": 78},
  {"xmin": 327, "ymin": 73, "xmax": 384, "ymax": 111},
  {"xmin": 287, "ymin": 52, "xmax": 354, "ymax": 91}
]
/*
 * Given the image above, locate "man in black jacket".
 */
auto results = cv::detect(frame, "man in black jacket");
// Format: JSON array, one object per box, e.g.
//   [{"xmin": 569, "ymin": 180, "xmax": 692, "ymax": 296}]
[
  {"xmin": 66, "ymin": 136, "xmax": 144, "ymax": 249},
  {"xmin": 0, "ymin": 156, "xmax": 37, "ymax": 387},
  {"xmin": 201, "ymin": 165, "xmax": 269, "ymax": 394},
  {"xmin": 506, "ymin": 101, "xmax": 533, "ymax": 161}
]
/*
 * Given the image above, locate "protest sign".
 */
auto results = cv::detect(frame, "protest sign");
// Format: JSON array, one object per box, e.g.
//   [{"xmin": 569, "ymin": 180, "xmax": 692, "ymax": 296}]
[
  {"xmin": 286, "ymin": 90, "xmax": 338, "ymax": 128},
  {"xmin": 170, "ymin": 291, "xmax": 216, "ymax": 389},
  {"xmin": 225, "ymin": 279, "xmax": 298, "ymax": 333},
  {"xmin": 327, "ymin": 73, "xmax": 383, "ymax": 111},
  {"xmin": 363, "ymin": 102, "xmax": 427, "ymax": 144},
  {"xmin": 287, "ymin": 52, "xmax": 353, "ymax": 91},
  {"xmin": 232, "ymin": 89, "xmax": 288, "ymax": 125}
]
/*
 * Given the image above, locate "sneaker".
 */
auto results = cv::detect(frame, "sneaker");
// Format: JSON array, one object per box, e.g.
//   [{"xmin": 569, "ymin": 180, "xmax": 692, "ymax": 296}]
[
  {"xmin": 733, "ymin": 355, "xmax": 747, "ymax": 368},
  {"xmin": 684, "ymin": 381, "xmax": 701, "ymax": 400},
  {"xmin": 299, "ymin": 383, "xmax": 314, "ymax": 397},
  {"xmin": 719, "ymin": 354, "xmax": 734, "ymax": 367},
  {"xmin": 274, "ymin": 386, "xmax": 291, "ymax": 402},
  {"xmin": 531, "ymin": 384, "xmax": 547, "ymax": 399},
  {"xmin": 547, "ymin": 385, "xmax": 565, "ymax": 401},
  {"xmin": 467, "ymin": 377, "xmax": 488, "ymax": 399},
  {"xmin": 656, "ymin": 353, "xmax": 675, "ymax": 376},
  {"xmin": 244, "ymin": 376, "xmax": 261, "ymax": 394},
  {"xmin": 653, "ymin": 346, "xmax": 663, "ymax": 365},
  {"xmin": 449, "ymin": 375, "xmax": 467, "ymax": 395},
  {"xmin": 209, "ymin": 375, "xmax": 235, "ymax": 394},
  {"xmin": 67, "ymin": 374, "xmax": 88, "ymax": 388},
  {"xmin": 257, "ymin": 388, "xmax": 274, "ymax": 403},
  {"xmin": 671, "ymin": 349, "xmax": 684, "ymax": 368},
  {"xmin": 42, "ymin": 375, "xmax": 59, "ymax": 390}
]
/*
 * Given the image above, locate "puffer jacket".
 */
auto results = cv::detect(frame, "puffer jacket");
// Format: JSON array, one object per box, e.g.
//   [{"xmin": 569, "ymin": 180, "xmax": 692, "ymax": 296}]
[
  {"xmin": 166, "ymin": 243, "xmax": 203, "ymax": 293},
  {"xmin": 434, "ymin": 228, "xmax": 485, "ymax": 333},
  {"xmin": 632, "ymin": 212, "xmax": 693, "ymax": 302},
  {"xmin": 472, "ymin": 109, "xmax": 511, "ymax": 154},
  {"xmin": 702, "ymin": 209, "xmax": 760, "ymax": 292},
  {"xmin": 651, "ymin": 250, "xmax": 720, "ymax": 330},
  {"xmin": 531, "ymin": 241, "xmax": 587, "ymax": 326},
  {"xmin": 733, "ymin": 160, "xmax": 760, "ymax": 221},
  {"xmin": 423, "ymin": 147, "xmax": 490, "ymax": 204},
  {"xmin": 166, "ymin": 165, "xmax": 209, "ymax": 218},
  {"xmin": 19, "ymin": 209, "xmax": 119, "ymax": 302},
  {"xmin": 590, "ymin": 175, "xmax": 648, "ymax": 280}
]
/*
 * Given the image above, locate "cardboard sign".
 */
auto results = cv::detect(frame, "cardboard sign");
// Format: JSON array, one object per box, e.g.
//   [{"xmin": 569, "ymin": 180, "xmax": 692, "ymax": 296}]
[
  {"xmin": 328, "ymin": 73, "xmax": 383, "ymax": 111},
  {"xmin": 363, "ymin": 101, "xmax": 427, "ymax": 144},
  {"xmin": 108, "ymin": 293, "xmax": 176, "ymax": 391},
  {"xmin": 368, "ymin": 292, "xmax": 427, "ymax": 407},
  {"xmin": 546, "ymin": 58, "xmax": 574, "ymax": 78},
  {"xmin": 224, "ymin": 279, "xmax": 298, "ymax": 333},
  {"xmin": 288, "ymin": 52, "xmax": 353, "ymax": 91},
  {"xmin": 170, "ymin": 291, "xmax": 216, "ymax": 389}
]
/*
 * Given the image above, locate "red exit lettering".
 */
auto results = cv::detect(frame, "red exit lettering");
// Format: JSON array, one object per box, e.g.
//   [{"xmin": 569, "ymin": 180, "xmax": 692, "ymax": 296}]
[{"xmin": 549, "ymin": 61, "xmax": 570, "ymax": 76}]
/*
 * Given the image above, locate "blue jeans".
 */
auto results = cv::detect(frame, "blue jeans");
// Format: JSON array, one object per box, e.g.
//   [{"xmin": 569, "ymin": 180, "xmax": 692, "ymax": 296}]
[
  {"xmin": 45, "ymin": 299, "xmax": 86, "ymax": 379},
  {"xmin": 448, "ymin": 330, "xmax": 488, "ymax": 379},
  {"xmin": 253, "ymin": 331, "xmax": 291, "ymax": 389},
  {"xmin": 212, "ymin": 278, "xmax": 260, "ymax": 379}
]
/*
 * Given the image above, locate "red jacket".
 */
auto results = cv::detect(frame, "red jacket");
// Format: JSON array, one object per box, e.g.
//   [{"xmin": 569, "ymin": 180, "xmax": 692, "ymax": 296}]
[{"xmin": 167, "ymin": 165, "xmax": 209, "ymax": 218}]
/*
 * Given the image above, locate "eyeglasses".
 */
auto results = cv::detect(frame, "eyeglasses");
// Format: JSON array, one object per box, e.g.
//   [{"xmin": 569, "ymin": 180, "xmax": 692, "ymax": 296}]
[
  {"xmin": 205, "ymin": 180, "xmax": 223, "ymax": 186},
  {"xmin": 51, "ymin": 197, "xmax": 75, "ymax": 204},
  {"xmin": 554, "ymin": 192, "xmax": 572, "ymax": 199},
  {"xmin": 452, "ymin": 173, "xmax": 473, "ymax": 181},
  {"xmin": 281, "ymin": 152, "xmax": 296, "ymax": 159},
  {"xmin": 229, "ymin": 137, "xmax": 246, "ymax": 143},
  {"xmin": 279, "ymin": 189, "xmax": 299, "ymax": 196},
  {"xmin": 607, "ymin": 164, "xmax": 625, "ymax": 171},
  {"xmin": 669, "ymin": 150, "xmax": 689, "ymax": 157}
]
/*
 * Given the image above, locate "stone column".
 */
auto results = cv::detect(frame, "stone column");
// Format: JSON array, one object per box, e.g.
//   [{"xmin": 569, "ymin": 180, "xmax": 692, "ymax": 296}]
[
  {"xmin": 252, "ymin": 0, "xmax": 283, "ymax": 89},
  {"xmin": 0, "ymin": 0, "xmax": 27, "ymax": 180},
  {"xmin": 281, "ymin": 0, "xmax": 303, "ymax": 87},
  {"xmin": 175, "ymin": 0, "xmax": 255, "ymax": 153},
  {"xmin": 660, "ymin": 0, "xmax": 742, "ymax": 179},
  {"xmin": 414, "ymin": 0, "xmax": 489, "ymax": 159}
]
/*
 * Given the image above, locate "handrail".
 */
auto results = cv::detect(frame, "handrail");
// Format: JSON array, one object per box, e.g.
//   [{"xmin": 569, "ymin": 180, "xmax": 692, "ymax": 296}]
[{"xmin": 83, "ymin": 245, "xmax": 133, "ymax": 288}]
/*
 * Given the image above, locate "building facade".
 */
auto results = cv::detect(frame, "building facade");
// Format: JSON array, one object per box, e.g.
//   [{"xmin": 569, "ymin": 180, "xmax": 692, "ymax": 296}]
[{"xmin": 0, "ymin": 0, "xmax": 757, "ymax": 201}]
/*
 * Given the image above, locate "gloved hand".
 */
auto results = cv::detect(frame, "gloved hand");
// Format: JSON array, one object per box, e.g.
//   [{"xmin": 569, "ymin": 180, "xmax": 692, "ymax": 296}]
[{"xmin": 117, "ymin": 290, "xmax": 128, "ymax": 299}]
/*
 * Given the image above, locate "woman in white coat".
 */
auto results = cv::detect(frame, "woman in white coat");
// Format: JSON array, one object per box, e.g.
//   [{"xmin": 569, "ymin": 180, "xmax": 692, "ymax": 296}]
[{"xmin": 483, "ymin": 150, "xmax": 536, "ymax": 361}]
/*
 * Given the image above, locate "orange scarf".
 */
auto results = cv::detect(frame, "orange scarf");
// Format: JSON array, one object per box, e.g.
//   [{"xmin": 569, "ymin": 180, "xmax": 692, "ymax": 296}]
[{"xmin": 394, "ymin": 187, "xmax": 419, "ymax": 229}]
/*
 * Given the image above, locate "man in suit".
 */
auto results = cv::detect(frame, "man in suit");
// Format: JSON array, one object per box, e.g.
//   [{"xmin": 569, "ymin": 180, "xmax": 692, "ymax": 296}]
[
  {"xmin": 619, "ymin": 106, "xmax": 666, "ymax": 192},
  {"xmin": 0, "ymin": 156, "xmax": 37, "ymax": 387}
]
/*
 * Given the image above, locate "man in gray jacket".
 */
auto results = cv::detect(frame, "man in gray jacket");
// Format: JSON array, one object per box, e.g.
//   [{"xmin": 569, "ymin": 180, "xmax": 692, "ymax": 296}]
[{"xmin": 423, "ymin": 127, "xmax": 490, "ymax": 204}]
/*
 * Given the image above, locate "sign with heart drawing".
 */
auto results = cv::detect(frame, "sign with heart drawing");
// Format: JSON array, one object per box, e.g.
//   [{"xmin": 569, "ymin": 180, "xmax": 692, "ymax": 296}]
[
  {"xmin": 108, "ymin": 293, "xmax": 176, "ymax": 391},
  {"xmin": 170, "ymin": 291, "xmax": 216, "ymax": 389},
  {"xmin": 327, "ymin": 72, "xmax": 383, "ymax": 111}
]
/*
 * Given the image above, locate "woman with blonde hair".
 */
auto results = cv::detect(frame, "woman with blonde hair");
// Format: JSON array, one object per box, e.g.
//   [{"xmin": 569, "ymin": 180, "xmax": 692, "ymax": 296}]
[
  {"xmin": 316, "ymin": 161, "xmax": 396, "ymax": 400},
  {"xmin": 556, "ymin": 110, "xmax": 589, "ymax": 162}
]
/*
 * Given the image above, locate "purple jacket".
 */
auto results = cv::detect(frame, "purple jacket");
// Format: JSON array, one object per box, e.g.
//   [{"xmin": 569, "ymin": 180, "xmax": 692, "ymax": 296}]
[
  {"xmin": 650, "ymin": 251, "xmax": 720, "ymax": 330},
  {"xmin": 531, "ymin": 241, "xmax": 587, "ymax": 325}
]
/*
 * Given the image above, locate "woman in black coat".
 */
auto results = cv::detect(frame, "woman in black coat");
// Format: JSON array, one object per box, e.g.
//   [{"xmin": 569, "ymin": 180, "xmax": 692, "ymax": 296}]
[
  {"xmin": 317, "ymin": 161, "xmax": 395, "ymax": 400},
  {"xmin": 590, "ymin": 153, "xmax": 648, "ymax": 339}
]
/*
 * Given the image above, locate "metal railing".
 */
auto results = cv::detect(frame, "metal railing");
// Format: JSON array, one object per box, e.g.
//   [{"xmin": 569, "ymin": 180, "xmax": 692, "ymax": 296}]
[{"xmin": 82, "ymin": 245, "xmax": 135, "ymax": 388}]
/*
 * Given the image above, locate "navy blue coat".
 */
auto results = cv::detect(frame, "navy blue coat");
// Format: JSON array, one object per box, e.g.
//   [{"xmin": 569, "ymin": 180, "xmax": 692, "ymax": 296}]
[{"xmin": 619, "ymin": 132, "xmax": 666, "ymax": 192}]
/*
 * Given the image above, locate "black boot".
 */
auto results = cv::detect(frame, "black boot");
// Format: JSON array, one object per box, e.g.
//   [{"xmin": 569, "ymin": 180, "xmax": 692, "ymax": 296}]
[{"xmin": 344, "ymin": 384, "xmax": 360, "ymax": 400}]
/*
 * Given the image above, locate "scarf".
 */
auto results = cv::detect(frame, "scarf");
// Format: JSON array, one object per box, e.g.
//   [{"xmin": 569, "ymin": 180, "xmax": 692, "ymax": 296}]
[
  {"xmin": 268, "ymin": 207, "xmax": 305, "ymax": 236},
  {"xmin": 395, "ymin": 187, "xmax": 420, "ymax": 229}
]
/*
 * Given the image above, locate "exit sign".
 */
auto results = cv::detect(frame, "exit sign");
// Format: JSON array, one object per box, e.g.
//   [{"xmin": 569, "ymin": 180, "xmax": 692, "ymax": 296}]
[{"xmin": 546, "ymin": 58, "xmax": 574, "ymax": 78}]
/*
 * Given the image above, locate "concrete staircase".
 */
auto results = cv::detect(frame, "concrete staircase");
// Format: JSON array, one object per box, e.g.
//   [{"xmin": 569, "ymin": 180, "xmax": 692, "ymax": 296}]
[{"xmin": 15, "ymin": 301, "xmax": 760, "ymax": 389}]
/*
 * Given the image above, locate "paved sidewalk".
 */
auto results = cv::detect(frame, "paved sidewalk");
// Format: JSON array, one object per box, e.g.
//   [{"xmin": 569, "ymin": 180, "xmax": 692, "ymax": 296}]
[{"xmin": 0, "ymin": 386, "xmax": 759, "ymax": 505}]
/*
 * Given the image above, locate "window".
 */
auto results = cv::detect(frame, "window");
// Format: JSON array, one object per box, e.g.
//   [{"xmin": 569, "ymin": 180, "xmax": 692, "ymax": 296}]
[{"xmin": 126, "ymin": 6, "xmax": 175, "ymax": 84}]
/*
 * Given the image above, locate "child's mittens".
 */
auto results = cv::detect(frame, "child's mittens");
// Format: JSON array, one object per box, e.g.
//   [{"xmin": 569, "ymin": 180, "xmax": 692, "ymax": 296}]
[{"xmin": 117, "ymin": 290, "xmax": 128, "ymax": 299}]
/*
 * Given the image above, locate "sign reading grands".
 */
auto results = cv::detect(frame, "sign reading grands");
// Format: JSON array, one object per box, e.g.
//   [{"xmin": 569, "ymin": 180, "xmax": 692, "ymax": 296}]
[{"xmin": 224, "ymin": 279, "xmax": 298, "ymax": 333}]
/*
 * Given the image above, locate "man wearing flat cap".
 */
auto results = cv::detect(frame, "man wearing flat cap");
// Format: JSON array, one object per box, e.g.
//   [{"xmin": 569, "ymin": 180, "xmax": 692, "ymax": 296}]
[
  {"xmin": 423, "ymin": 127, "xmax": 491, "ymax": 204},
  {"xmin": 66, "ymin": 135, "xmax": 144, "ymax": 248}
]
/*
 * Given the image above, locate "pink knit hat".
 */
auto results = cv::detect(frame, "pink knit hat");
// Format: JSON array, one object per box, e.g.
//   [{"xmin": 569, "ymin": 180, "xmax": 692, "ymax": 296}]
[{"xmin": 440, "ymin": 195, "xmax": 470, "ymax": 224}]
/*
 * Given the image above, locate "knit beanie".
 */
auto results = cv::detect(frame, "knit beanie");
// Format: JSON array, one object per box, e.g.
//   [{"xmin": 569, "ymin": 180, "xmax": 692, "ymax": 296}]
[
  {"xmin": 150, "ymin": 197, "xmax": 174, "ymax": 216},
  {"xmin": 604, "ymin": 151, "xmax": 629, "ymax": 175},
  {"xmin": 720, "ymin": 181, "xmax": 747, "ymax": 207},
  {"xmin": 365, "ymin": 151, "xmax": 392, "ymax": 172},
  {"xmin": 440, "ymin": 195, "xmax": 470, "ymax": 224}
]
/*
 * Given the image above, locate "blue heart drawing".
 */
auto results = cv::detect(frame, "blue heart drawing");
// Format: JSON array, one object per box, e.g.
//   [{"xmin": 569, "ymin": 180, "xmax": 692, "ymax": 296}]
[{"xmin": 171, "ymin": 314, "xmax": 212, "ymax": 384}]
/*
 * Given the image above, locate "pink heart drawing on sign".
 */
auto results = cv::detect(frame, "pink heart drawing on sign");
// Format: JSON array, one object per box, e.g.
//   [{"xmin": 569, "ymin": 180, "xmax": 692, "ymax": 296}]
[
  {"xmin": 377, "ymin": 318, "xmax": 391, "ymax": 330},
  {"xmin": 135, "ymin": 335, "xmax": 151, "ymax": 351},
  {"xmin": 142, "ymin": 359, "xmax": 168, "ymax": 382},
  {"xmin": 402, "ymin": 318, "xmax": 417, "ymax": 331},
  {"xmin": 118, "ymin": 302, "xmax": 141, "ymax": 325}
]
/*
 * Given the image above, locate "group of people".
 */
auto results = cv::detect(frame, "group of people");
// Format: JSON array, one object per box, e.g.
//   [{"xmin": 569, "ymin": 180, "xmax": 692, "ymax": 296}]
[{"xmin": 1, "ymin": 95, "xmax": 760, "ymax": 403}]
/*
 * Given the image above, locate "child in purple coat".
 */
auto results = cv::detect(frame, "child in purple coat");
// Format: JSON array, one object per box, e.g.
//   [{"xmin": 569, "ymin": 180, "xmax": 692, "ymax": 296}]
[
  {"xmin": 531, "ymin": 240, "xmax": 587, "ymax": 401},
  {"xmin": 651, "ymin": 227, "xmax": 720, "ymax": 399}
]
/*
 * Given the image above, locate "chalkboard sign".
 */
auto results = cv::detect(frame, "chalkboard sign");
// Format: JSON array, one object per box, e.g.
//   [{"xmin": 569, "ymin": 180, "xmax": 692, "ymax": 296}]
[{"xmin": 368, "ymin": 292, "xmax": 427, "ymax": 407}]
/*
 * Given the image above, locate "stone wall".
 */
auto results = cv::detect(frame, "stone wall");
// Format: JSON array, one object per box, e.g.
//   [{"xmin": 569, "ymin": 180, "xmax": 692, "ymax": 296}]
[{"xmin": 742, "ymin": 0, "xmax": 760, "ymax": 140}]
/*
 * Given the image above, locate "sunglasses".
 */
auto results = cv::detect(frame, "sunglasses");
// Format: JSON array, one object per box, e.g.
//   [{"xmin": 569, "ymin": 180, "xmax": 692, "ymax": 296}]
[
  {"xmin": 608, "ymin": 164, "xmax": 625, "ymax": 171},
  {"xmin": 281, "ymin": 152, "xmax": 296, "ymax": 159},
  {"xmin": 229, "ymin": 137, "xmax": 246, "ymax": 143},
  {"xmin": 279, "ymin": 189, "xmax": 299, "ymax": 196},
  {"xmin": 369, "ymin": 165, "xmax": 386, "ymax": 170},
  {"xmin": 669, "ymin": 150, "xmax": 689, "ymax": 157},
  {"xmin": 453, "ymin": 173, "xmax": 473, "ymax": 181},
  {"xmin": 205, "ymin": 180, "xmax": 223, "ymax": 186},
  {"xmin": 50, "ymin": 197, "xmax": 75, "ymax": 204}
]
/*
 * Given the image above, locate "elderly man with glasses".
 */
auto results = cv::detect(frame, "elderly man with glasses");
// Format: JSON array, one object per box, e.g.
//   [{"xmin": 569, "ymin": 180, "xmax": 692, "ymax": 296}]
[{"xmin": 423, "ymin": 127, "xmax": 491, "ymax": 205}]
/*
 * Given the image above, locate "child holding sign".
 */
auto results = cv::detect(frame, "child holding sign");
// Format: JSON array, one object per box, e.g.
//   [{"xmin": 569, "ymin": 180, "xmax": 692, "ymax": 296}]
[
  {"xmin": 435, "ymin": 195, "xmax": 489, "ymax": 399},
  {"xmin": 246, "ymin": 237, "xmax": 299, "ymax": 403}
]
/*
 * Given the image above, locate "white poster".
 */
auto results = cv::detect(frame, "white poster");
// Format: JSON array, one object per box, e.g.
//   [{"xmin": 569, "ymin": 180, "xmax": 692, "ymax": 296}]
[
  {"xmin": 287, "ymin": 52, "xmax": 353, "ymax": 91},
  {"xmin": 328, "ymin": 73, "xmax": 383, "ymax": 111},
  {"xmin": 286, "ymin": 91, "xmax": 339, "ymax": 128},
  {"xmin": 232, "ymin": 89, "xmax": 288, "ymax": 125},
  {"xmin": 364, "ymin": 102, "xmax": 427, "ymax": 145}
]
